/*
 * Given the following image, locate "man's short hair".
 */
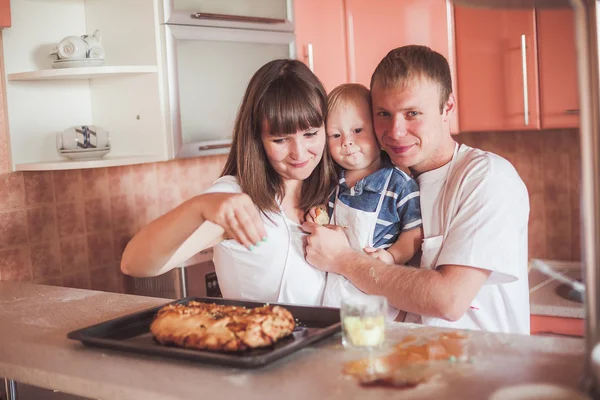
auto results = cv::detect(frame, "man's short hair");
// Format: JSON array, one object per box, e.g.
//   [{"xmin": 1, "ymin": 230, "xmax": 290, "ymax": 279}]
[{"xmin": 370, "ymin": 45, "xmax": 452, "ymax": 112}]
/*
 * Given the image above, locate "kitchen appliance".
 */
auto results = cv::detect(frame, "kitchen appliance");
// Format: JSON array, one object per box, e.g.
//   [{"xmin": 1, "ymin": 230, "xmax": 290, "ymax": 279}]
[
  {"xmin": 125, "ymin": 247, "xmax": 221, "ymax": 299},
  {"xmin": 453, "ymin": 0, "xmax": 600, "ymax": 397}
]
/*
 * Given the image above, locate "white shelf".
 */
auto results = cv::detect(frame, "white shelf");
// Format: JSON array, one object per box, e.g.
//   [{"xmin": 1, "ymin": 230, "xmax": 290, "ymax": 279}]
[
  {"xmin": 7, "ymin": 66, "xmax": 158, "ymax": 81},
  {"xmin": 14, "ymin": 154, "xmax": 166, "ymax": 171}
]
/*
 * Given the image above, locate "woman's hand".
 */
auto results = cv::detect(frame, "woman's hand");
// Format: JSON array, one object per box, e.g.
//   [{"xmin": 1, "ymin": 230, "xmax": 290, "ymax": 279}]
[{"xmin": 200, "ymin": 192, "xmax": 267, "ymax": 250}]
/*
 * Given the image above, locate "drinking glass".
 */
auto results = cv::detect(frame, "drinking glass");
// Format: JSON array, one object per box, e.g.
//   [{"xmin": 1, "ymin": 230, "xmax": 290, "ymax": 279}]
[{"xmin": 340, "ymin": 295, "xmax": 387, "ymax": 349}]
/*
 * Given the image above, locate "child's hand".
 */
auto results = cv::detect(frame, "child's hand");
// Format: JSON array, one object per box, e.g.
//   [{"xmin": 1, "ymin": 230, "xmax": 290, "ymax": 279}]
[
  {"xmin": 364, "ymin": 247, "xmax": 395, "ymax": 264},
  {"xmin": 305, "ymin": 206, "xmax": 318, "ymax": 223}
]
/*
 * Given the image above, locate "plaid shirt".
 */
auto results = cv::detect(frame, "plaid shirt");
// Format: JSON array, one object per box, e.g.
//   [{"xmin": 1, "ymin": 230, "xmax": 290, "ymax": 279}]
[{"xmin": 327, "ymin": 164, "xmax": 422, "ymax": 249}]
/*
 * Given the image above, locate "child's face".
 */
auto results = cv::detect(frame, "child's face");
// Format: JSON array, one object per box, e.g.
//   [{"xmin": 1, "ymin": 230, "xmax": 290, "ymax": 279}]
[{"xmin": 326, "ymin": 100, "xmax": 381, "ymax": 171}]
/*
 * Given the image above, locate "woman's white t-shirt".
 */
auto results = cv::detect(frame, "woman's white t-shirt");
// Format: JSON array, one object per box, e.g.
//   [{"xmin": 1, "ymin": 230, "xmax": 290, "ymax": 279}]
[
  {"xmin": 405, "ymin": 145, "xmax": 531, "ymax": 335},
  {"xmin": 203, "ymin": 176, "xmax": 326, "ymax": 306}
]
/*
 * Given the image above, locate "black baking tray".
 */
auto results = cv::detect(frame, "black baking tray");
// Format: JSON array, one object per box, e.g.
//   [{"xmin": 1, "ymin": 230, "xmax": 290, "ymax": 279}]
[{"xmin": 67, "ymin": 297, "xmax": 341, "ymax": 368}]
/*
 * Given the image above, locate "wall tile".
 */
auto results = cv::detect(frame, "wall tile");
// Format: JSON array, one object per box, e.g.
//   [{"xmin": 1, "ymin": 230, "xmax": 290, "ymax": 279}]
[
  {"xmin": 59, "ymin": 235, "xmax": 88, "ymax": 274},
  {"xmin": 84, "ymin": 197, "xmax": 111, "ymax": 232},
  {"xmin": 110, "ymin": 194, "xmax": 136, "ymax": 232},
  {"xmin": 108, "ymin": 166, "xmax": 134, "ymax": 196},
  {"xmin": 0, "ymin": 247, "xmax": 31, "ymax": 281},
  {"xmin": 82, "ymin": 168, "xmax": 109, "ymax": 199},
  {"xmin": 0, "ymin": 210, "xmax": 28, "ymax": 248},
  {"xmin": 27, "ymin": 206, "xmax": 57, "ymax": 243},
  {"xmin": 113, "ymin": 229, "xmax": 135, "ymax": 262},
  {"xmin": 53, "ymin": 170, "xmax": 82, "ymax": 203},
  {"xmin": 63, "ymin": 271, "xmax": 91, "ymax": 290},
  {"xmin": 90, "ymin": 264, "xmax": 117, "ymax": 292},
  {"xmin": 23, "ymin": 172, "xmax": 54, "ymax": 206},
  {"xmin": 35, "ymin": 275, "xmax": 63, "ymax": 287},
  {"xmin": 131, "ymin": 163, "xmax": 157, "ymax": 197},
  {"xmin": 134, "ymin": 192, "xmax": 161, "ymax": 228},
  {"xmin": 56, "ymin": 202, "xmax": 85, "ymax": 237},
  {"xmin": 87, "ymin": 232, "xmax": 115, "ymax": 268},
  {"xmin": 0, "ymin": 173, "xmax": 24, "ymax": 210},
  {"xmin": 31, "ymin": 241, "xmax": 61, "ymax": 280}
]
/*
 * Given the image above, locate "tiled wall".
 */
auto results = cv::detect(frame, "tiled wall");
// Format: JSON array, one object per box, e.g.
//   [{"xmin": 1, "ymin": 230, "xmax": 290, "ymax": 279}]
[
  {"xmin": 458, "ymin": 128, "xmax": 581, "ymax": 261},
  {"xmin": 0, "ymin": 156, "xmax": 226, "ymax": 292}
]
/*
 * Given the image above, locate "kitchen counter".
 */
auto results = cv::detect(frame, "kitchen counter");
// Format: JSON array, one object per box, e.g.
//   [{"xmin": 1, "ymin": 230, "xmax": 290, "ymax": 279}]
[
  {"xmin": 529, "ymin": 260, "xmax": 584, "ymax": 319},
  {"xmin": 0, "ymin": 282, "xmax": 588, "ymax": 400}
]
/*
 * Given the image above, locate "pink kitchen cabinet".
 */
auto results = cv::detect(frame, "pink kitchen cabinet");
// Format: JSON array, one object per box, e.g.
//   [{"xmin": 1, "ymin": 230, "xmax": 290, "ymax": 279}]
[
  {"xmin": 294, "ymin": 0, "xmax": 348, "ymax": 93},
  {"xmin": 454, "ymin": 6, "xmax": 541, "ymax": 132},
  {"xmin": 343, "ymin": 0, "xmax": 459, "ymax": 132},
  {"xmin": 530, "ymin": 315, "xmax": 584, "ymax": 337},
  {"xmin": 0, "ymin": 0, "xmax": 10, "ymax": 28},
  {"xmin": 537, "ymin": 9, "xmax": 579, "ymax": 129}
]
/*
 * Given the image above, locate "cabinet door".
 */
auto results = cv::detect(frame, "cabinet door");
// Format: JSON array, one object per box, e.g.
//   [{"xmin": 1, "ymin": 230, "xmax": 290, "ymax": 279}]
[
  {"xmin": 537, "ymin": 9, "xmax": 579, "ymax": 129},
  {"xmin": 454, "ymin": 6, "xmax": 540, "ymax": 131},
  {"xmin": 294, "ymin": 0, "xmax": 347, "ymax": 93},
  {"xmin": 345, "ymin": 0, "xmax": 459, "ymax": 132},
  {"xmin": 530, "ymin": 315, "xmax": 584, "ymax": 337},
  {"xmin": 0, "ymin": 0, "xmax": 10, "ymax": 28},
  {"xmin": 164, "ymin": 0, "xmax": 292, "ymax": 31},
  {"xmin": 164, "ymin": 25, "xmax": 293, "ymax": 158}
]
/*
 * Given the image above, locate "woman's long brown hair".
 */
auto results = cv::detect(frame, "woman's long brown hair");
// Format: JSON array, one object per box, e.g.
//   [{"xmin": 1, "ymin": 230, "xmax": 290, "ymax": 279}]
[{"xmin": 221, "ymin": 59, "xmax": 336, "ymax": 214}]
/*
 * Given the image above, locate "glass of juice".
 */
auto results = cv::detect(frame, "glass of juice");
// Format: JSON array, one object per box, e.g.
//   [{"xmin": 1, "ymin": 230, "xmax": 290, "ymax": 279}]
[{"xmin": 340, "ymin": 295, "xmax": 387, "ymax": 349}]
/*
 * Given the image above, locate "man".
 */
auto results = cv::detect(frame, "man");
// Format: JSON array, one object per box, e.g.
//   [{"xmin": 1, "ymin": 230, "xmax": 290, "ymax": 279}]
[{"xmin": 303, "ymin": 45, "xmax": 530, "ymax": 334}]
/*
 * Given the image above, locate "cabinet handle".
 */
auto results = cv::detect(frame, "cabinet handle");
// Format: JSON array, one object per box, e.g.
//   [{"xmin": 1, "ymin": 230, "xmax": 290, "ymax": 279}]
[
  {"xmin": 190, "ymin": 12, "xmax": 286, "ymax": 24},
  {"xmin": 198, "ymin": 143, "xmax": 231, "ymax": 151},
  {"xmin": 307, "ymin": 43, "xmax": 314, "ymax": 72},
  {"xmin": 346, "ymin": 12, "xmax": 356, "ymax": 82},
  {"xmin": 521, "ymin": 34, "xmax": 529, "ymax": 126},
  {"xmin": 565, "ymin": 109, "xmax": 580, "ymax": 115}
]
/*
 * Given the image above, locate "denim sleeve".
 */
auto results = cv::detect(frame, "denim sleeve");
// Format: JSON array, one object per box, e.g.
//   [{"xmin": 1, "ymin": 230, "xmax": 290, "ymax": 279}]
[{"xmin": 397, "ymin": 178, "xmax": 422, "ymax": 231}]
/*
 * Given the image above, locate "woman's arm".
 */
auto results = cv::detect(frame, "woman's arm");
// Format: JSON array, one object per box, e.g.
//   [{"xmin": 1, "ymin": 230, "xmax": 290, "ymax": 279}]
[{"xmin": 121, "ymin": 192, "xmax": 266, "ymax": 278}]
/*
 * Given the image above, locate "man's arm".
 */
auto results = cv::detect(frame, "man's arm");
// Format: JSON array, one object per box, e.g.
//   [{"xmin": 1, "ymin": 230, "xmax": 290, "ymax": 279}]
[{"xmin": 303, "ymin": 222, "xmax": 490, "ymax": 321}]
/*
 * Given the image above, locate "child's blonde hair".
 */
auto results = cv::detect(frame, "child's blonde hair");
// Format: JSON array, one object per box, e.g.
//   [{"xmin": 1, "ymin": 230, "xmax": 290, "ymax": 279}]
[{"xmin": 327, "ymin": 83, "xmax": 372, "ymax": 118}]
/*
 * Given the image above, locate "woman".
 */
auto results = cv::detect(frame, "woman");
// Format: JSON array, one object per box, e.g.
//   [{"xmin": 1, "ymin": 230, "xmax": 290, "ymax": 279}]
[{"xmin": 121, "ymin": 59, "xmax": 336, "ymax": 306}]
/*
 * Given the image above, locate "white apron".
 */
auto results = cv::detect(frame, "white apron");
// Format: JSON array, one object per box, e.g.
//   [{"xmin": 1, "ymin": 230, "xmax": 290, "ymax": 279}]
[
  {"xmin": 322, "ymin": 170, "xmax": 399, "ymax": 320},
  {"xmin": 405, "ymin": 143, "xmax": 460, "ymax": 325},
  {"xmin": 276, "ymin": 205, "xmax": 327, "ymax": 305}
]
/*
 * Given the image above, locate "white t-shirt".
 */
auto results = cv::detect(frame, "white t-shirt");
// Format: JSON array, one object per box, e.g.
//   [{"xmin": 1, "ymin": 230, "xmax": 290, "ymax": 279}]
[
  {"xmin": 202, "ymin": 176, "xmax": 326, "ymax": 306},
  {"xmin": 406, "ymin": 144, "xmax": 530, "ymax": 334}
]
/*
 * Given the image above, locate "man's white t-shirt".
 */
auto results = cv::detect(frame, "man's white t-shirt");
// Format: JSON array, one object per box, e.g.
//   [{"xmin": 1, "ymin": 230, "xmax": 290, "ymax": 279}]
[{"xmin": 406, "ymin": 144, "xmax": 530, "ymax": 335}]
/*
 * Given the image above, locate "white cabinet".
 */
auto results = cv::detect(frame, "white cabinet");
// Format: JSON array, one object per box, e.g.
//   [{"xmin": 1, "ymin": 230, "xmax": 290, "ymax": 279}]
[
  {"xmin": 163, "ymin": 25, "xmax": 293, "ymax": 158},
  {"xmin": 3, "ymin": 0, "xmax": 167, "ymax": 171},
  {"xmin": 1, "ymin": 0, "xmax": 294, "ymax": 170}
]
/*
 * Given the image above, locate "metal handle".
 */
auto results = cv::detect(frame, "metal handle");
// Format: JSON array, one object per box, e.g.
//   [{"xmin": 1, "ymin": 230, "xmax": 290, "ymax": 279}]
[
  {"xmin": 307, "ymin": 43, "xmax": 314, "ymax": 72},
  {"xmin": 4, "ymin": 379, "xmax": 17, "ymax": 400},
  {"xmin": 521, "ymin": 34, "xmax": 529, "ymax": 126},
  {"xmin": 190, "ymin": 12, "xmax": 285, "ymax": 24},
  {"xmin": 565, "ymin": 109, "xmax": 581, "ymax": 115},
  {"xmin": 198, "ymin": 143, "xmax": 231, "ymax": 151}
]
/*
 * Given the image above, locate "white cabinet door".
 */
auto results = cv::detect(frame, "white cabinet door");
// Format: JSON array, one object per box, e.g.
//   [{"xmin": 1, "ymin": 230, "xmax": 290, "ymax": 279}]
[
  {"xmin": 163, "ymin": 25, "xmax": 294, "ymax": 158},
  {"xmin": 162, "ymin": 0, "xmax": 293, "ymax": 32}
]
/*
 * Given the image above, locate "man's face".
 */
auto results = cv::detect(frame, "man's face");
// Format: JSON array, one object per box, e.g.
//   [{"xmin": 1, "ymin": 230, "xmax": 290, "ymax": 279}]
[{"xmin": 371, "ymin": 78, "xmax": 454, "ymax": 174}]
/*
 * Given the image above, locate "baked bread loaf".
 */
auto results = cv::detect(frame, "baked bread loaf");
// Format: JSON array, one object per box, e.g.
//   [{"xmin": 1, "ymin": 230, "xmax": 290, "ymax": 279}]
[
  {"xmin": 314, "ymin": 206, "xmax": 330, "ymax": 225},
  {"xmin": 150, "ymin": 301, "xmax": 295, "ymax": 352}
]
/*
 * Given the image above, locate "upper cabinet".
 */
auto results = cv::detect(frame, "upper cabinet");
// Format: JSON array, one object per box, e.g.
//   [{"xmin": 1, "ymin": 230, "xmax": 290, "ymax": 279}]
[
  {"xmin": 0, "ymin": 0, "xmax": 10, "ymax": 29},
  {"xmin": 294, "ymin": 0, "xmax": 347, "ymax": 93},
  {"xmin": 454, "ymin": 5, "xmax": 578, "ymax": 132},
  {"xmin": 537, "ymin": 9, "xmax": 579, "ymax": 129},
  {"xmin": 454, "ymin": 6, "xmax": 540, "ymax": 132}
]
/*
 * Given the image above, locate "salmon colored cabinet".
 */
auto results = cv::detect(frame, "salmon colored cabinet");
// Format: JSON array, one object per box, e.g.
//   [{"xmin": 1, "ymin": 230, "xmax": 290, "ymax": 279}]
[
  {"xmin": 0, "ymin": 0, "xmax": 10, "ymax": 28},
  {"xmin": 454, "ymin": 6, "xmax": 540, "ymax": 132},
  {"xmin": 530, "ymin": 315, "xmax": 584, "ymax": 337},
  {"xmin": 344, "ymin": 0, "xmax": 459, "ymax": 132},
  {"xmin": 294, "ymin": 0, "xmax": 348, "ymax": 93},
  {"xmin": 537, "ymin": 9, "xmax": 579, "ymax": 129}
]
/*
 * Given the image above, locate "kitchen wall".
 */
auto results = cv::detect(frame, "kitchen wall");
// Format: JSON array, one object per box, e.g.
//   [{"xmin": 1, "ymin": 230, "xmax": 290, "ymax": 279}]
[
  {"xmin": 0, "ymin": 128, "xmax": 581, "ymax": 294},
  {"xmin": 458, "ymin": 128, "xmax": 581, "ymax": 262}
]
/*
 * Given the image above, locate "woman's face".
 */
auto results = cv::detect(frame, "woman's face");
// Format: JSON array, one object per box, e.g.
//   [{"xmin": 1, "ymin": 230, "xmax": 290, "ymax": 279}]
[{"xmin": 261, "ymin": 124, "xmax": 326, "ymax": 183}]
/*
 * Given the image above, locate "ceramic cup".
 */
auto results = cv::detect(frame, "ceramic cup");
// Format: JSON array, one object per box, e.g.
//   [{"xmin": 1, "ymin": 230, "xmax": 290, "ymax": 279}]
[
  {"xmin": 56, "ymin": 126, "xmax": 110, "ymax": 150},
  {"xmin": 57, "ymin": 36, "xmax": 88, "ymax": 59}
]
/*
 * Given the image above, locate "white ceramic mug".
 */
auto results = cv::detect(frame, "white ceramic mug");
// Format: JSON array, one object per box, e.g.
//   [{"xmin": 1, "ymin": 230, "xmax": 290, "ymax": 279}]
[
  {"xmin": 56, "ymin": 126, "xmax": 110, "ymax": 150},
  {"xmin": 57, "ymin": 36, "xmax": 88, "ymax": 59}
]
